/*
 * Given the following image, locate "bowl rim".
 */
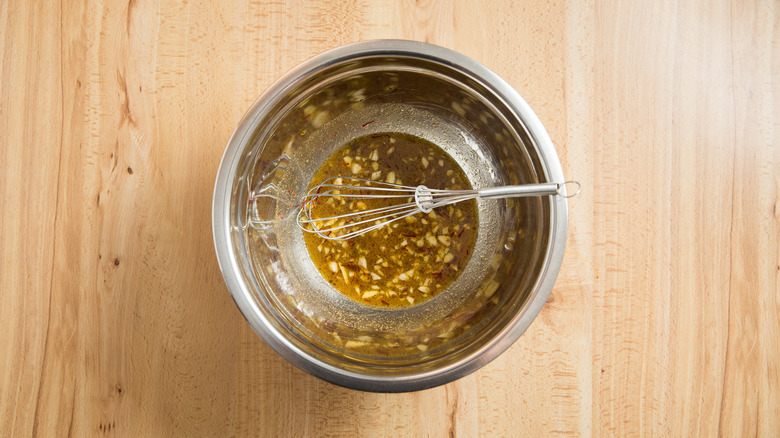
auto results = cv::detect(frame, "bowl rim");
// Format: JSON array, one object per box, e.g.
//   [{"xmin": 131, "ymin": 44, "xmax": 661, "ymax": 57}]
[{"xmin": 212, "ymin": 39, "xmax": 568, "ymax": 392}]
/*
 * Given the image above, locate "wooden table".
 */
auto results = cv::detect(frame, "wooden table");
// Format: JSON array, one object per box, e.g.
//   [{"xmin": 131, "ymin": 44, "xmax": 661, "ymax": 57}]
[{"xmin": 2, "ymin": 1, "xmax": 778, "ymax": 436}]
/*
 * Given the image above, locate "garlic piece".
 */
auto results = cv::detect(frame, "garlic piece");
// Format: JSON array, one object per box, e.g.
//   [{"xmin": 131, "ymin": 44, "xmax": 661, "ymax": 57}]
[{"xmin": 345, "ymin": 340, "xmax": 367, "ymax": 349}]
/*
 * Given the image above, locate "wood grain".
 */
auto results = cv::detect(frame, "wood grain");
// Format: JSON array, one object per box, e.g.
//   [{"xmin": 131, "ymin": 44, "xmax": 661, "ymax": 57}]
[{"xmin": 1, "ymin": 0, "xmax": 778, "ymax": 436}]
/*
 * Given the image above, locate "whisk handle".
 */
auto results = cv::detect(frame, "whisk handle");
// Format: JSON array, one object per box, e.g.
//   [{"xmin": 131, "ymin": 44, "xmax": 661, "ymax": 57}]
[{"xmin": 478, "ymin": 182, "xmax": 561, "ymax": 199}]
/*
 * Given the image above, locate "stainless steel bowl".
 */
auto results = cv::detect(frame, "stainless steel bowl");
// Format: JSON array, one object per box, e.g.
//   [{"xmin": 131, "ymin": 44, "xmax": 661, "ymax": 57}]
[{"xmin": 213, "ymin": 40, "xmax": 569, "ymax": 392}]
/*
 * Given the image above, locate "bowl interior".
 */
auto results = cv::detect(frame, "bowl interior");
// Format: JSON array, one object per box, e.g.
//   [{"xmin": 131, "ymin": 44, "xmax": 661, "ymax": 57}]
[{"xmin": 226, "ymin": 53, "xmax": 553, "ymax": 379}]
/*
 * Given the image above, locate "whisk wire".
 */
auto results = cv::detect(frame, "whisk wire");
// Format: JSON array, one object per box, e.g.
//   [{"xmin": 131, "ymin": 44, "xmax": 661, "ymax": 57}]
[
  {"xmin": 298, "ymin": 201, "xmax": 417, "ymax": 224},
  {"xmin": 296, "ymin": 176, "xmax": 578, "ymax": 240}
]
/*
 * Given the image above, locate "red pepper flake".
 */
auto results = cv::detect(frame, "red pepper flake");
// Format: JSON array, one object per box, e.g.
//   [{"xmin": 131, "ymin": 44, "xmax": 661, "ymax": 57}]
[
  {"xmin": 458, "ymin": 229, "xmax": 465, "ymax": 237},
  {"xmin": 362, "ymin": 120, "xmax": 375, "ymax": 127},
  {"xmin": 381, "ymin": 300, "xmax": 389, "ymax": 305},
  {"xmin": 334, "ymin": 131, "xmax": 338, "ymax": 137}
]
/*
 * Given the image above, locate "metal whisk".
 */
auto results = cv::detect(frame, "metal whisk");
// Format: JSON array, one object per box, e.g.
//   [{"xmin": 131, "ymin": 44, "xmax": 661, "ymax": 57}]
[{"xmin": 296, "ymin": 176, "xmax": 581, "ymax": 241}]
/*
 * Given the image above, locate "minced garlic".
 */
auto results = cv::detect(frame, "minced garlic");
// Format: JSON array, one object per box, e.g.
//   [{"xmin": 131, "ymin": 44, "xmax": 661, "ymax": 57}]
[{"xmin": 302, "ymin": 133, "xmax": 477, "ymax": 308}]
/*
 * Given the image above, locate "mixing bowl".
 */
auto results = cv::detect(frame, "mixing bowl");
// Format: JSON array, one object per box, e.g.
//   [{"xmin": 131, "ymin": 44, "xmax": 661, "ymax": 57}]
[{"xmin": 212, "ymin": 40, "xmax": 569, "ymax": 392}]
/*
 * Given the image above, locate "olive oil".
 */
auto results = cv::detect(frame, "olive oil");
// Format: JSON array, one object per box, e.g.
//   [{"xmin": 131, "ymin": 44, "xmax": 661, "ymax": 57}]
[{"xmin": 303, "ymin": 133, "xmax": 478, "ymax": 307}]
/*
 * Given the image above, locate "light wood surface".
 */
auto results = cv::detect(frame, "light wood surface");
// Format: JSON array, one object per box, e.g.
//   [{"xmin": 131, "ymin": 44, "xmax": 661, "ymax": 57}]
[{"xmin": 2, "ymin": 0, "xmax": 778, "ymax": 436}]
